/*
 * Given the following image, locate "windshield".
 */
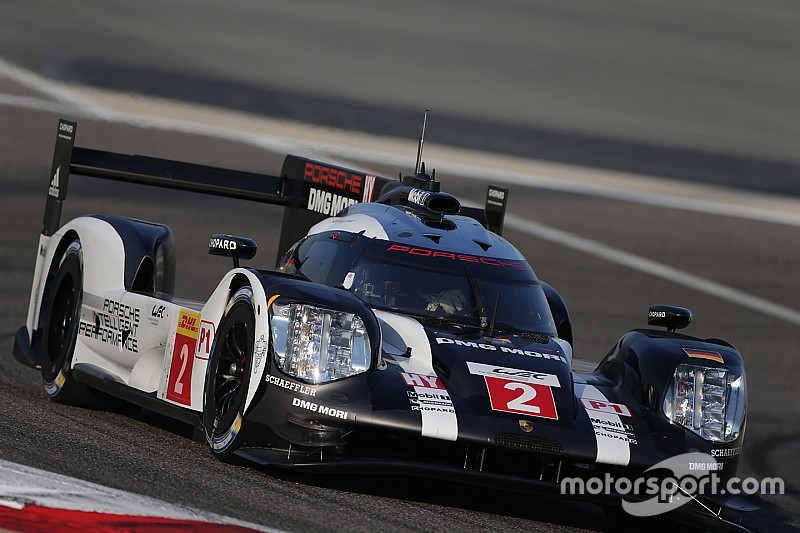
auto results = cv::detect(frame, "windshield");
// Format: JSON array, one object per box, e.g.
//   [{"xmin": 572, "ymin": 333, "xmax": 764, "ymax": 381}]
[{"xmin": 349, "ymin": 241, "xmax": 556, "ymax": 336}]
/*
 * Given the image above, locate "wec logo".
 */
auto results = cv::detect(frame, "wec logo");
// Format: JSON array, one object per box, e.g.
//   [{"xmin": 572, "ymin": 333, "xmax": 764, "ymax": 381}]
[{"xmin": 466, "ymin": 361, "xmax": 561, "ymax": 388}]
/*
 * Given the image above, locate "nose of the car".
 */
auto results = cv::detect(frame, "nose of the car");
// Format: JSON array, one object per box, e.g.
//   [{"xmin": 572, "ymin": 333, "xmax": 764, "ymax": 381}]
[{"xmin": 436, "ymin": 341, "xmax": 575, "ymax": 423}]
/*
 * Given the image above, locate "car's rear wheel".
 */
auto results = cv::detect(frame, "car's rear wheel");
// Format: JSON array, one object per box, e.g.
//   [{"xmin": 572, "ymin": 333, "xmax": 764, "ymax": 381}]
[
  {"xmin": 41, "ymin": 240, "xmax": 100, "ymax": 406},
  {"xmin": 203, "ymin": 286, "xmax": 256, "ymax": 460}
]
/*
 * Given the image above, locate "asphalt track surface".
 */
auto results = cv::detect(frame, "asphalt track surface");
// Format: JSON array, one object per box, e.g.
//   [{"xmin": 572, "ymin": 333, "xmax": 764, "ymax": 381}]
[
  {"xmin": 0, "ymin": 2, "xmax": 799, "ymax": 531},
  {"xmin": 2, "ymin": 1, "xmax": 800, "ymax": 195}
]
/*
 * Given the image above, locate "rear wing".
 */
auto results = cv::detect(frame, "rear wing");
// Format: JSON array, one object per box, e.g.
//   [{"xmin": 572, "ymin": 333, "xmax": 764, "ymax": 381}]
[{"xmin": 45, "ymin": 119, "xmax": 507, "ymax": 263}]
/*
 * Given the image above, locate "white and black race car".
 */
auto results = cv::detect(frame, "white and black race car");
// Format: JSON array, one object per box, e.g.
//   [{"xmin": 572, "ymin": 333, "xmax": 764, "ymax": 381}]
[{"xmin": 15, "ymin": 120, "xmax": 758, "ymax": 530}]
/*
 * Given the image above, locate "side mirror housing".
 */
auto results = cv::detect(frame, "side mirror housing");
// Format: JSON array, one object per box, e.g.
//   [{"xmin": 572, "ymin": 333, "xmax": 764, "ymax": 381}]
[
  {"xmin": 648, "ymin": 304, "xmax": 692, "ymax": 332},
  {"xmin": 209, "ymin": 234, "xmax": 257, "ymax": 268}
]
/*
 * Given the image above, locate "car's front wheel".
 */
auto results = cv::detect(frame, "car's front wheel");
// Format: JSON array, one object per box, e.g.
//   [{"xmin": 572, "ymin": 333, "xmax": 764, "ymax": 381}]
[{"xmin": 203, "ymin": 285, "xmax": 256, "ymax": 461}]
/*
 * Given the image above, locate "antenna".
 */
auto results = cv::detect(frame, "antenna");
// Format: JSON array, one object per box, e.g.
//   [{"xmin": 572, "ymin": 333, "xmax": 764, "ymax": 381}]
[{"xmin": 415, "ymin": 108, "xmax": 431, "ymax": 174}]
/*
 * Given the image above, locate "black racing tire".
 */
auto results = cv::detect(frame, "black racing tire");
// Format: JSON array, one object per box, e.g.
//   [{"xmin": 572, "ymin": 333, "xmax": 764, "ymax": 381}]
[
  {"xmin": 203, "ymin": 286, "xmax": 256, "ymax": 461},
  {"xmin": 40, "ymin": 240, "xmax": 100, "ymax": 407}
]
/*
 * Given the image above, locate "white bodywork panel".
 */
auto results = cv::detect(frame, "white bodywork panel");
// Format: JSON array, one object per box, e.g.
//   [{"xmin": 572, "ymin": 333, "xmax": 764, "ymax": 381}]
[
  {"xmin": 374, "ymin": 310, "xmax": 459, "ymax": 441},
  {"xmin": 307, "ymin": 214, "xmax": 389, "ymax": 240},
  {"xmin": 33, "ymin": 217, "xmax": 270, "ymax": 415},
  {"xmin": 26, "ymin": 217, "xmax": 125, "ymax": 340}
]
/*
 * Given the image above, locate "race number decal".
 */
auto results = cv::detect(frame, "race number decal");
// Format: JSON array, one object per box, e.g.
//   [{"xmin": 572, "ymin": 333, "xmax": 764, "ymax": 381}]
[
  {"xmin": 467, "ymin": 363, "xmax": 560, "ymax": 420},
  {"xmin": 166, "ymin": 309, "xmax": 201, "ymax": 405},
  {"xmin": 484, "ymin": 377, "xmax": 558, "ymax": 420}
]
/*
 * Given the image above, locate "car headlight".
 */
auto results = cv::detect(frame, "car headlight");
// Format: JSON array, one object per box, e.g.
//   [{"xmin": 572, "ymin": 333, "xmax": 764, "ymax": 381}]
[
  {"xmin": 270, "ymin": 302, "xmax": 371, "ymax": 384},
  {"xmin": 662, "ymin": 363, "xmax": 746, "ymax": 443}
]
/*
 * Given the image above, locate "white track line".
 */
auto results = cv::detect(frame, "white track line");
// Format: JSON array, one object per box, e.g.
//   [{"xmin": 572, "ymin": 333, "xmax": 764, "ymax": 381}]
[
  {"xmin": 1, "ymin": 57, "xmax": 799, "ymax": 327},
  {"xmin": 505, "ymin": 214, "xmax": 800, "ymax": 327},
  {"xmin": 0, "ymin": 459, "xmax": 283, "ymax": 532},
  {"xmin": 0, "ymin": 57, "xmax": 110, "ymax": 115},
  {"xmin": 0, "ymin": 93, "xmax": 74, "ymax": 114},
  {"xmin": 2, "ymin": 56, "xmax": 800, "ymax": 228},
  {"xmin": 430, "ymin": 159, "xmax": 800, "ymax": 228}
]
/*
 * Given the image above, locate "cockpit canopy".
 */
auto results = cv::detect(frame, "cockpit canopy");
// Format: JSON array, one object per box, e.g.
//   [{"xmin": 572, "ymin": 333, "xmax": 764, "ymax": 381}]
[{"xmin": 279, "ymin": 231, "xmax": 556, "ymax": 336}]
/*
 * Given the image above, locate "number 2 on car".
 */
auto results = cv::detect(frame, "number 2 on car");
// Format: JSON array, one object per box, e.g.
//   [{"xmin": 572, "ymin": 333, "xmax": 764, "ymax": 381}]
[
  {"xmin": 166, "ymin": 309, "xmax": 201, "ymax": 405},
  {"xmin": 484, "ymin": 376, "xmax": 558, "ymax": 420}
]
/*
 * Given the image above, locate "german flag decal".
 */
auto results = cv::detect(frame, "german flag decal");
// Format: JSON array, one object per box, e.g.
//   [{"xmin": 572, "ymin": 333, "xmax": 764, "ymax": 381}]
[{"xmin": 683, "ymin": 348, "xmax": 724, "ymax": 364}]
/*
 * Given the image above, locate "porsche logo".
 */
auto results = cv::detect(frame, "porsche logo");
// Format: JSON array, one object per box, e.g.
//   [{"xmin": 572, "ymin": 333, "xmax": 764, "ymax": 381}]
[{"xmin": 519, "ymin": 420, "xmax": 533, "ymax": 433}]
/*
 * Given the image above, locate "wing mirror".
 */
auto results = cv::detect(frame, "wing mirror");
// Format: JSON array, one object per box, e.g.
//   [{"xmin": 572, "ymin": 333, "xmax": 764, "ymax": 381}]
[
  {"xmin": 648, "ymin": 304, "xmax": 692, "ymax": 332},
  {"xmin": 208, "ymin": 234, "xmax": 257, "ymax": 268}
]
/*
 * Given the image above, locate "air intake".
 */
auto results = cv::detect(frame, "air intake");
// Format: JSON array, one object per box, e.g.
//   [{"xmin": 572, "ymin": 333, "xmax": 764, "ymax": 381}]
[
  {"xmin": 376, "ymin": 181, "xmax": 461, "ymax": 216},
  {"xmin": 407, "ymin": 188, "xmax": 461, "ymax": 215},
  {"xmin": 520, "ymin": 332, "xmax": 551, "ymax": 344},
  {"xmin": 495, "ymin": 432, "xmax": 563, "ymax": 455}
]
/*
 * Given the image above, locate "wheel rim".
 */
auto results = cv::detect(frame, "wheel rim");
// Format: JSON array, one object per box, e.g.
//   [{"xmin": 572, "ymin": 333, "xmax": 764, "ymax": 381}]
[{"xmin": 212, "ymin": 318, "xmax": 250, "ymax": 428}]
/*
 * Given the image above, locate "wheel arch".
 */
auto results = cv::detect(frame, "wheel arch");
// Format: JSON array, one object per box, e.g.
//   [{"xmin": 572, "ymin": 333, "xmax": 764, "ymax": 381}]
[
  {"xmin": 541, "ymin": 281, "xmax": 572, "ymax": 345},
  {"xmin": 35, "ymin": 229, "xmax": 80, "ymax": 334},
  {"xmin": 596, "ymin": 329, "xmax": 746, "ymax": 422},
  {"xmin": 200, "ymin": 269, "xmax": 270, "ymax": 415},
  {"xmin": 31, "ymin": 215, "xmax": 176, "ymax": 349},
  {"xmin": 91, "ymin": 215, "xmax": 176, "ymax": 295},
  {"xmin": 29, "ymin": 217, "xmax": 127, "ymax": 361}
]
